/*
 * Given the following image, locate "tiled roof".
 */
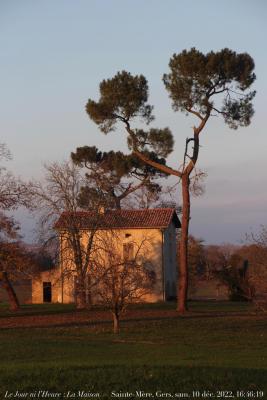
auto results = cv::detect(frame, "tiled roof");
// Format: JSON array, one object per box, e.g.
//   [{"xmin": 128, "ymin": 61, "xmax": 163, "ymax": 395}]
[{"xmin": 54, "ymin": 208, "xmax": 180, "ymax": 230}]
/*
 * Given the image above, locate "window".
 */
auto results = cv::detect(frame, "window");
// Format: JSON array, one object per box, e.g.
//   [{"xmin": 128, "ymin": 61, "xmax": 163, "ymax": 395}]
[{"xmin": 123, "ymin": 242, "xmax": 134, "ymax": 262}]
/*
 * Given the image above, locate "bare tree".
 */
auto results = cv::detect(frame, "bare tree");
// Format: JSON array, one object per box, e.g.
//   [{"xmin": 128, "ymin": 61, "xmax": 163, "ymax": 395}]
[
  {"xmin": 0, "ymin": 213, "xmax": 21, "ymax": 311},
  {"xmin": 29, "ymin": 161, "xmax": 98, "ymax": 309},
  {"xmin": 55, "ymin": 211, "xmax": 104, "ymax": 309},
  {"xmin": 91, "ymin": 232, "xmax": 156, "ymax": 333},
  {"xmin": 0, "ymin": 143, "xmax": 29, "ymax": 210},
  {"xmin": 0, "ymin": 143, "xmax": 31, "ymax": 311},
  {"xmin": 242, "ymin": 227, "xmax": 267, "ymax": 303}
]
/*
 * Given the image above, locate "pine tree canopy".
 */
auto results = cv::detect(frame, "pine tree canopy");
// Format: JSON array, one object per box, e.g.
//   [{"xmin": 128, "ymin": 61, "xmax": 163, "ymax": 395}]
[
  {"xmin": 86, "ymin": 71, "xmax": 154, "ymax": 133},
  {"xmin": 163, "ymin": 48, "xmax": 256, "ymax": 129},
  {"xmin": 71, "ymin": 146, "xmax": 168, "ymax": 178},
  {"xmin": 71, "ymin": 146, "xmax": 168, "ymax": 210}
]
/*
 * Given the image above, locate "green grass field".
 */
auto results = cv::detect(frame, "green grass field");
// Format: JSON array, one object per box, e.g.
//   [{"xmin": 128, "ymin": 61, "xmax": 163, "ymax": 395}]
[{"xmin": 0, "ymin": 301, "xmax": 266, "ymax": 400}]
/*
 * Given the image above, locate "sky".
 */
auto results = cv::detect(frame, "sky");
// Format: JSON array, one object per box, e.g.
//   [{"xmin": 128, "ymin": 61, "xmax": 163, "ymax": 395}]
[{"xmin": 0, "ymin": 0, "xmax": 266, "ymax": 244}]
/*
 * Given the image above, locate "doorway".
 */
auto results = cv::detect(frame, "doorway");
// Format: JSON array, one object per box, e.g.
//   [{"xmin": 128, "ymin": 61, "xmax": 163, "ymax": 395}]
[{"xmin": 43, "ymin": 282, "xmax": 52, "ymax": 303}]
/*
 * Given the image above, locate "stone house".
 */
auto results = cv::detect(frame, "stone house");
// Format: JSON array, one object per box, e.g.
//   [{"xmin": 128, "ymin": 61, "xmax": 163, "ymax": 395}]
[{"xmin": 32, "ymin": 208, "xmax": 180, "ymax": 304}]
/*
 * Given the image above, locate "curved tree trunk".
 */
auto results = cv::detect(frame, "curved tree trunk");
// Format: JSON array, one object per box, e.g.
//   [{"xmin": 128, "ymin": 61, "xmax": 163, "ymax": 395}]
[
  {"xmin": 75, "ymin": 277, "xmax": 87, "ymax": 310},
  {"xmin": 177, "ymin": 174, "xmax": 190, "ymax": 313},
  {"xmin": 112, "ymin": 311, "xmax": 120, "ymax": 334},
  {"xmin": 0, "ymin": 271, "xmax": 20, "ymax": 311},
  {"xmin": 76, "ymin": 291, "xmax": 87, "ymax": 309}
]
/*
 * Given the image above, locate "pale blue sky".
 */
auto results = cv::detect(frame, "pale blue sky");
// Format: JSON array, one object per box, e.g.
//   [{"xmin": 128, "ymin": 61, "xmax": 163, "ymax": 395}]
[{"xmin": 0, "ymin": 0, "xmax": 266, "ymax": 244}]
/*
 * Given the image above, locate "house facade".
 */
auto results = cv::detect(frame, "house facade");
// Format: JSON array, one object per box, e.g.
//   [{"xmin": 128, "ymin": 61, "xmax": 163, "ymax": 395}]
[{"xmin": 32, "ymin": 208, "xmax": 180, "ymax": 304}]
